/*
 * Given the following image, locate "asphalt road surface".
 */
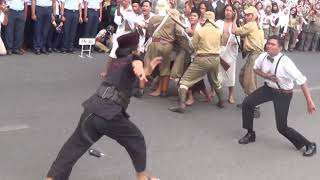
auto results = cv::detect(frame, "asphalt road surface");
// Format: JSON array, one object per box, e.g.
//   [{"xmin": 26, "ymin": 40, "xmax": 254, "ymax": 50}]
[{"xmin": 0, "ymin": 51, "xmax": 319, "ymax": 180}]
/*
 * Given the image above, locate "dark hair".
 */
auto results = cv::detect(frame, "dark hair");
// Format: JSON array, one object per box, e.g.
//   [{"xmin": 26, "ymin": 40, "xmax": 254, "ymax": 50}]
[
  {"xmin": 268, "ymin": 35, "xmax": 284, "ymax": 48},
  {"xmin": 255, "ymin": 1, "xmax": 263, "ymax": 10},
  {"xmin": 290, "ymin": 7, "xmax": 298, "ymax": 17},
  {"xmin": 199, "ymin": 1, "xmax": 214, "ymax": 12},
  {"xmin": 190, "ymin": 7, "xmax": 201, "ymax": 17},
  {"xmin": 115, "ymin": 47, "xmax": 134, "ymax": 58},
  {"xmin": 221, "ymin": 4, "xmax": 237, "ymax": 21},
  {"xmin": 141, "ymin": 0, "xmax": 152, "ymax": 7},
  {"xmin": 271, "ymin": 2, "xmax": 279, "ymax": 13}
]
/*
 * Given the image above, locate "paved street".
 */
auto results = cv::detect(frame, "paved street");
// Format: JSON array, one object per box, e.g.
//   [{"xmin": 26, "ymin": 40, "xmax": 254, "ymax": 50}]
[{"xmin": 0, "ymin": 51, "xmax": 319, "ymax": 180}]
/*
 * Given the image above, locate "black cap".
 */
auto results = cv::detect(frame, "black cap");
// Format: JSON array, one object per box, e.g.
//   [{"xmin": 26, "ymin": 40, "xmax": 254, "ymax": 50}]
[{"xmin": 117, "ymin": 32, "xmax": 140, "ymax": 49}]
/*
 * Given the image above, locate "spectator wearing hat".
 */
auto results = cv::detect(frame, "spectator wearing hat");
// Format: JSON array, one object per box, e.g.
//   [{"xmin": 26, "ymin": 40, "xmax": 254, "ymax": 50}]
[
  {"xmin": 169, "ymin": 11, "xmax": 225, "ymax": 113},
  {"xmin": 45, "ymin": 32, "xmax": 162, "ymax": 180}
]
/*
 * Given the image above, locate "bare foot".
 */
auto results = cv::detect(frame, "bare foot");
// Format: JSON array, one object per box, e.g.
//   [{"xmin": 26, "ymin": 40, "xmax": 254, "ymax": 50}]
[
  {"xmin": 185, "ymin": 97, "xmax": 194, "ymax": 106},
  {"xmin": 228, "ymin": 96, "xmax": 235, "ymax": 104},
  {"xmin": 149, "ymin": 88, "xmax": 161, "ymax": 97}
]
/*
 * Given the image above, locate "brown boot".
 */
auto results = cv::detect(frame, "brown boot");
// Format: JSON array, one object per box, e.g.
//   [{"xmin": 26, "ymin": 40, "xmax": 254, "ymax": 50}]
[{"xmin": 215, "ymin": 88, "xmax": 224, "ymax": 108}]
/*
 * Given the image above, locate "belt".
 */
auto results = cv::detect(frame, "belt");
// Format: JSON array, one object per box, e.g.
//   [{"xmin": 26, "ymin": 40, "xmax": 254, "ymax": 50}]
[
  {"xmin": 88, "ymin": 8, "xmax": 99, "ymax": 11},
  {"xmin": 267, "ymin": 86, "xmax": 293, "ymax": 94},
  {"xmin": 152, "ymin": 37, "xmax": 173, "ymax": 44},
  {"xmin": 196, "ymin": 53, "xmax": 218, "ymax": 57},
  {"xmin": 96, "ymin": 83, "xmax": 130, "ymax": 109},
  {"xmin": 10, "ymin": 9, "xmax": 24, "ymax": 12},
  {"xmin": 65, "ymin": 9, "xmax": 78, "ymax": 13}
]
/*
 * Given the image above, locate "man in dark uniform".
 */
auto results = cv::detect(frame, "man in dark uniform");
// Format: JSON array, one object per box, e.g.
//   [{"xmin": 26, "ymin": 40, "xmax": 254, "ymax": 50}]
[{"xmin": 45, "ymin": 32, "xmax": 161, "ymax": 180}]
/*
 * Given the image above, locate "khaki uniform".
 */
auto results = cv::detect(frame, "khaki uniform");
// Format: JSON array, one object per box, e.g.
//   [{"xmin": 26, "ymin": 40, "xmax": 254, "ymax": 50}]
[
  {"xmin": 170, "ymin": 15, "xmax": 193, "ymax": 79},
  {"xmin": 178, "ymin": 22, "xmax": 223, "ymax": 103},
  {"xmin": 236, "ymin": 21, "xmax": 264, "ymax": 95},
  {"xmin": 144, "ymin": 15, "xmax": 176, "ymax": 76}
]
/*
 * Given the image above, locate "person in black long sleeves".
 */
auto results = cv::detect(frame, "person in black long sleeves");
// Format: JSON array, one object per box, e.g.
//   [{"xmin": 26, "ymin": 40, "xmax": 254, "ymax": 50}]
[
  {"xmin": 238, "ymin": 35, "xmax": 317, "ymax": 157},
  {"xmin": 46, "ymin": 32, "xmax": 161, "ymax": 180}
]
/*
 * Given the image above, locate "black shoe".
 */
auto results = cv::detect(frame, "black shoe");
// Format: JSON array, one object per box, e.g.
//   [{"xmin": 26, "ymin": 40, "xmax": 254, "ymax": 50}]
[
  {"xmin": 47, "ymin": 48, "xmax": 52, "ymax": 53},
  {"xmin": 254, "ymin": 107, "xmax": 260, "ymax": 118},
  {"xmin": 236, "ymin": 103, "xmax": 242, "ymax": 108},
  {"xmin": 169, "ymin": 104, "xmax": 186, "ymax": 113},
  {"xmin": 7, "ymin": 50, "xmax": 12, "ymax": 55},
  {"xmin": 303, "ymin": 143, "xmax": 317, "ymax": 157},
  {"xmin": 52, "ymin": 48, "xmax": 58, "ymax": 52},
  {"xmin": 12, "ymin": 49, "xmax": 24, "ymax": 55},
  {"xmin": 34, "ymin": 49, "xmax": 41, "ymax": 55},
  {"xmin": 60, "ymin": 49, "xmax": 66, "ymax": 54},
  {"xmin": 238, "ymin": 132, "xmax": 256, "ymax": 144},
  {"xmin": 41, "ymin": 49, "xmax": 49, "ymax": 55},
  {"xmin": 67, "ymin": 49, "xmax": 74, "ymax": 54}
]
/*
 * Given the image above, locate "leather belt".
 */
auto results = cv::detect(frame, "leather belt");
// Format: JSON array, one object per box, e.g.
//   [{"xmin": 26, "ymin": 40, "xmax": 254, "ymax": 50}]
[
  {"xmin": 152, "ymin": 37, "xmax": 173, "ymax": 44},
  {"xmin": 65, "ymin": 9, "xmax": 78, "ymax": 13},
  {"xmin": 196, "ymin": 53, "xmax": 218, "ymax": 57},
  {"xmin": 96, "ymin": 83, "xmax": 130, "ymax": 109},
  {"xmin": 267, "ymin": 85, "xmax": 293, "ymax": 94}
]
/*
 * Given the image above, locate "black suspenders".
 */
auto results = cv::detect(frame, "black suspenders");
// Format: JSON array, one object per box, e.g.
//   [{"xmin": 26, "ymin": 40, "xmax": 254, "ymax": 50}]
[{"xmin": 274, "ymin": 55, "xmax": 285, "ymax": 89}]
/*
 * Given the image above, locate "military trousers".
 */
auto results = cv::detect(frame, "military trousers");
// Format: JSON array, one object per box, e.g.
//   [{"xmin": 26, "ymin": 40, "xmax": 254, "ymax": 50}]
[
  {"xmin": 179, "ymin": 55, "xmax": 221, "ymax": 91},
  {"xmin": 47, "ymin": 111, "xmax": 147, "ymax": 180},
  {"xmin": 144, "ymin": 41, "xmax": 173, "ymax": 76},
  {"xmin": 239, "ymin": 52, "xmax": 260, "ymax": 95}
]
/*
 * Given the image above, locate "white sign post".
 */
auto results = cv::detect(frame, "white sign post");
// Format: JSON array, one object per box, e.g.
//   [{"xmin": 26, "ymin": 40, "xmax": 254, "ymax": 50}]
[{"xmin": 79, "ymin": 38, "xmax": 96, "ymax": 58}]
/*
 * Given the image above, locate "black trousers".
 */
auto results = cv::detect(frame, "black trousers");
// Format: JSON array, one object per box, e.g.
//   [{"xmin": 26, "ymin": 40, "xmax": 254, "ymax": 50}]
[
  {"xmin": 24, "ymin": 5, "xmax": 34, "ymax": 49},
  {"xmin": 47, "ymin": 111, "xmax": 146, "ymax": 180},
  {"xmin": 242, "ymin": 84, "xmax": 310, "ymax": 150},
  {"xmin": 33, "ymin": 6, "xmax": 52, "ymax": 51},
  {"xmin": 5, "ymin": 9, "xmax": 25, "ymax": 51},
  {"xmin": 62, "ymin": 10, "xmax": 79, "ymax": 51},
  {"xmin": 83, "ymin": 9, "xmax": 99, "ymax": 38}
]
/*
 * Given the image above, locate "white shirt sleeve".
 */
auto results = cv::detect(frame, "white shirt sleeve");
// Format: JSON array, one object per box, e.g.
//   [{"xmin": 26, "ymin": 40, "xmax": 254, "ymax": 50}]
[
  {"xmin": 254, "ymin": 53, "xmax": 268, "ymax": 70},
  {"xmin": 114, "ymin": 9, "xmax": 123, "ymax": 26},
  {"xmin": 284, "ymin": 58, "xmax": 307, "ymax": 86},
  {"xmin": 0, "ymin": 13, "xmax": 4, "ymax": 24}
]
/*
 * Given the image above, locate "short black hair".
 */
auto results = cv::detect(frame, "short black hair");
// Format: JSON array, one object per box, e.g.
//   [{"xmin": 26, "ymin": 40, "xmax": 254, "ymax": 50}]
[
  {"xmin": 268, "ymin": 35, "xmax": 284, "ymax": 48},
  {"xmin": 141, "ymin": 0, "xmax": 152, "ymax": 7}
]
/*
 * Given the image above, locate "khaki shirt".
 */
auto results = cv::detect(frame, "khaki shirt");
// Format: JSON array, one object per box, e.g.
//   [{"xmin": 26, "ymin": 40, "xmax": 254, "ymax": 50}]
[
  {"xmin": 236, "ymin": 21, "xmax": 264, "ymax": 52},
  {"xmin": 147, "ymin": 15, "xmax": 176, "ymax": 42},
  {"xmin": 192, "ymin": 23, "xmax": 222, "ymax": 55}
]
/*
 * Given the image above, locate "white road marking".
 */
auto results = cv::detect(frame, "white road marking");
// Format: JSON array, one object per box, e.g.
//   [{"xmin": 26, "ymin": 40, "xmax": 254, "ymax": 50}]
[
  {"xmin": 0, "ymin": 124, "xmax": 29, "ymax": 132},
  {"xmin": 293, "ymin": 85, "xmax": 320, "ymax": 93}
]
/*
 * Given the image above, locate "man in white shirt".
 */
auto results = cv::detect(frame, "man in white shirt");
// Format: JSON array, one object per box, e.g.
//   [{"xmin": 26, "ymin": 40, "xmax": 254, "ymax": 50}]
[
  {"xmin": 5, "ymin": 0, "xmax": 27, "ymax": 55},
  {"xmin": 83, "ymin": 0, "xmax": 102, "ymax": 38},
  {"xmin": 238, "ymin": 35, "xmax": 317, "ymax": 157}
]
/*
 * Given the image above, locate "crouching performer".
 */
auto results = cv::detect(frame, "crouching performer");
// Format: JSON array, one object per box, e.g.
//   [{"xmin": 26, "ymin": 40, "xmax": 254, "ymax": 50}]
[{"xmin": 46, "ymin": 32, "xmax": 162, "ymax": 180}]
